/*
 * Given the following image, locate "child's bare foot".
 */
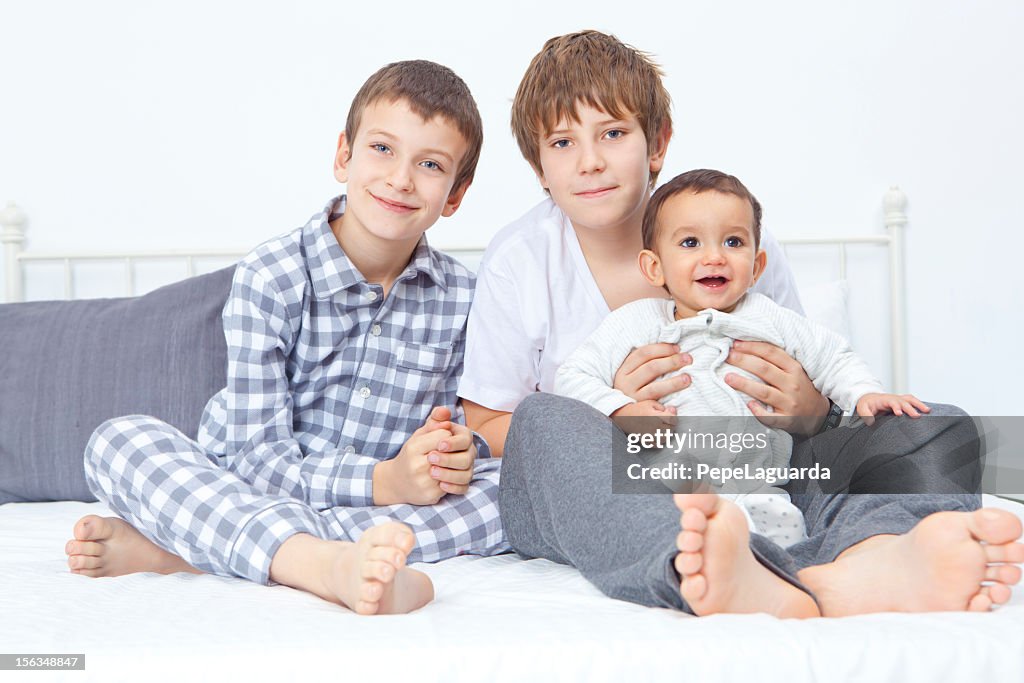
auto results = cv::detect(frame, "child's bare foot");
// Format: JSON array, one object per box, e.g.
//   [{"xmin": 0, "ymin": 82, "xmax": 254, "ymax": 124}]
[
  {"xmin": 674, "ymin": 493, "xmax": 819, "ymax": 618},
  {"xmin": 798, "ymin": 508, "xmax": 1024, "ymax": 616},
  {"xmin": 65, "ymin": 515, "xmax": 199, "ymax": 577},
  {"xmin": 271, "ymin": 522, "xmax": 433, "ymax": 615}
]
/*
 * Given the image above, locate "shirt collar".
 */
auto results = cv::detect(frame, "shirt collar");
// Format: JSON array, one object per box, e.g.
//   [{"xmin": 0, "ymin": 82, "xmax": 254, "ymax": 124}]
[{"xmin": 303, "ymin": 195, "xmax": 447, "ymax": 299}]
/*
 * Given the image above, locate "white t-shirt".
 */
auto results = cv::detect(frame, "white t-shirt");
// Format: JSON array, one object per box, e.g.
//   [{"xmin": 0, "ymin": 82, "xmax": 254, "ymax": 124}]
[{"xmin": 458, "ymin": 198, "xmax": 805, "ymax": 412}]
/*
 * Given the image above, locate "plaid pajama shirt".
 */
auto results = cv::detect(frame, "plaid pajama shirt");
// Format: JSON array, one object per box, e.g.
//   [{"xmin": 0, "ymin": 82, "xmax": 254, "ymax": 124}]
[{"xmin": 84, "ymin": 195, "xmax": 508, "ymax": 584}]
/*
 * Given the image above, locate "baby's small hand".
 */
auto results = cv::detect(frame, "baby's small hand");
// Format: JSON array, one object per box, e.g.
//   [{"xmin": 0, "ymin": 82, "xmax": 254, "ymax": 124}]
[
  {"xmin": 611, "ymin": 399, "xmax": 678, "ymax": 433},
  {"xmin": 855, "ymin": 393, "xmax": 931, "ymax": 426},
  {"xmin": 612, "ymin": 399, "xmax": 677, "ymax": 419}
]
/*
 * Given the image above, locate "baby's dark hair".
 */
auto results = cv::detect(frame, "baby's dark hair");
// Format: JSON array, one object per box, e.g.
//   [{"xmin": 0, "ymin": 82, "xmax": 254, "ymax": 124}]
[{"xmin": 642, "ymin": 169, "xmax": 762, "ymax": 251}]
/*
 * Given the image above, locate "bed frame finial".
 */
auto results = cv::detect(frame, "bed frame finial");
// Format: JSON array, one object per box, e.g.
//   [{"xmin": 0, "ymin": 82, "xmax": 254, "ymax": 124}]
[{"xmin": 884, "ymin": 186, "xmax": 908, "ymax": 227}]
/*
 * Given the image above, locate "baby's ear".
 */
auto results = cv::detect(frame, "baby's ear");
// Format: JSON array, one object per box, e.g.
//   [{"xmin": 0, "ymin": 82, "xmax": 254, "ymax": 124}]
[
  {"xmin": 638, "ymin": 249, "xmax": 665, "ymax": 287},
  {"xmin": 751, "ymin": 248, "xmax": 768, "ymax": 283}
]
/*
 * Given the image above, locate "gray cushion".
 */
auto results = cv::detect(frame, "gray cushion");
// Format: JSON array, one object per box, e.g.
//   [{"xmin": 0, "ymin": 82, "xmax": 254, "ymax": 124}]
[{"xmin": 0, "ymin": 267, "xmax": 234, "ymax": 503}]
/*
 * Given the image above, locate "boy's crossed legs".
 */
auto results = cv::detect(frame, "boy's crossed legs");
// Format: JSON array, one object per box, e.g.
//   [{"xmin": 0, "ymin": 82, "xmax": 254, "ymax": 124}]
[
  {"xmin": 502, "ymin": 393, "xmax": 1024, "ymax": 617},
  {"xmin": 66, "ymin": 416, "xmax": 507, "ymax": 614}
]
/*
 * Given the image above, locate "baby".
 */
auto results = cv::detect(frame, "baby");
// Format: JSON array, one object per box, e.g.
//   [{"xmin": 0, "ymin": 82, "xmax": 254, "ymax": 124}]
[{"xmin": 555, "ymin": 169, "xmax": 928, "ymax": 546}]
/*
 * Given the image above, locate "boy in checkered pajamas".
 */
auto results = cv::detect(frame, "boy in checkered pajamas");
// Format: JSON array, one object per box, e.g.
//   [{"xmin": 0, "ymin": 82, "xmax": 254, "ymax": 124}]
[{"xmin": 64, "ymin": 60, "xmax": 508, "ymax": 615}]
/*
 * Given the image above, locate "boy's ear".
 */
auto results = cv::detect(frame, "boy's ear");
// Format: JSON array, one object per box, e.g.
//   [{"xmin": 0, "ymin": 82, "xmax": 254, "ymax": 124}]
[
  {"xmin": 333, "ymin": 132, "xmax": 352, "ymax": 183},
  {"xmin": 441, "ymin": 180, "xmax": 471, "ymax": 218},
  {"xmin": 648, "ymin": 123, "xmax": 672, "ymax": 176},
  {"xmin": 533, "ymin": 162, "xmax": 549, "ymax": 191},
  {"xmin": 751, "ymin": 248, "xmax": 768, "ymax": 283},
  {"xmin": 638, "ymin": 249, "xmax": 666, "ymax": 288}
]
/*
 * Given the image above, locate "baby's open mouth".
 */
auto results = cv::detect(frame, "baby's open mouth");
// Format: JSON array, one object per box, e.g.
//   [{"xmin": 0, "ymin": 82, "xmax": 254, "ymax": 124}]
[{"xmin": 697, "ymin": 276, "xmax": 728, "ymax": 288}]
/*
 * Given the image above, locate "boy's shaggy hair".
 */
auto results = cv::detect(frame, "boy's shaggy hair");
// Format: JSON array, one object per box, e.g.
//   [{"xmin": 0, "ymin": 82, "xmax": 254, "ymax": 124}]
[
  {"xmin": 511, "ymin": 30, "xmax": 672, "ymax": 183},
  {"xmin": 642, "ymin": 169, "xmax": 763, "ymax": 251},
  {"xmin": 345, "ymin": 60, "xmax": 483, "ymax": 193}
]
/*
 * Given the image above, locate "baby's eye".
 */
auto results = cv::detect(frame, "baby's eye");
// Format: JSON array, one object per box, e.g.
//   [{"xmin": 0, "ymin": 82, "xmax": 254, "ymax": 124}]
[
  {"xmin": 372, "ymin": 143, "xmax": 391, "ymax": 154},
  {"xmin": 725, "ymin": 236, "xmax": 744, "ymax": 248},
  {"xmin": 420, "ymin": 160, "xmax": 443, "ymax": 172},
  {"xmin": 680, "ymin": 237, "xmax": 699, "ymax": 248}
]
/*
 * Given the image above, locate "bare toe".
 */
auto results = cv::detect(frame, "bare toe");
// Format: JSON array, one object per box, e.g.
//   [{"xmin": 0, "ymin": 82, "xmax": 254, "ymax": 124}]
[
  {"xmin": 985, "ymin": 564, "xmax": 1022, "ymax": 585},
  {"xmin": 967, "ymin": 592, "xmax": 993, "ymax": 612},
  {"xmin": 74, "ymin": 515, "xmax": 113, "ymax": 542},
  {"xmin": 66, "ymin": 540, "xmax": 103, "ymax": 557},
  {"xmin": 69, "ymin": 555, "xmax": 102, "ymax": 571},
  {"xmin": 674, "ymin": 493, "xmax": 719, "ymax": 516},
  {"xmin": 967, "ymin": 509, "xmax": 1023, "ymax": 545},
  {"xmin": 674, "ymin": 551, "xmax": 702, "ymax": 575},
  {"xmin": 986, "ymin": 582, "xmax": 1012, "ymax": 605},
  {"xmin": 363, "ymin": 559, "xmax": 396, "ymax": 583},
  {"xmin": 682, "ymin": 573, "xmax": 708, "ymax": 602},
  {"xmin": 984, "ymin": 542, "xmax": 1024, "ymax": 564},
  {"xmin": 362, "ymin": 522, "xmax": 415, "ymax": 556},
  {"xmin": 677, "ymin": 530, "xmax": 704, "ymax": 553}
]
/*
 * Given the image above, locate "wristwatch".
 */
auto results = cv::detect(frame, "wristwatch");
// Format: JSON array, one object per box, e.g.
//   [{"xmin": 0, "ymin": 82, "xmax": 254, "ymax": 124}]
[{"xmin": 817, "ymin": 398, "xmax": 844, "ymax": 434}]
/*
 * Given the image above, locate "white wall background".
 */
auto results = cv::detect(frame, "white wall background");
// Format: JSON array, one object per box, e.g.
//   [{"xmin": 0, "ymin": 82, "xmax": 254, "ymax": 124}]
[{"xmin": 2, "ymin": 0, "xmax": 1022, "ymax": 414}]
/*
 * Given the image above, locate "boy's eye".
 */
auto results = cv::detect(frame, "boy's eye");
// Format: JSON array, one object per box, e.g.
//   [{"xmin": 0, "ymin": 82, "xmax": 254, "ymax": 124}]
[
  {"xmin": 725, "ymin": 236, "xmax": 743, "ymax": 248},
  {"xmin": 605, "ymin": 129, "xmax": 625, "ymax": 140},
  {"xmin": 420, "ymin": 160, "xmax": 443, "ymax": 172},
  {"xmin": 680, "ymin": 237, "xmax": 699, "ymax": 248},
  {"xmin": 551, "ymin": 139, "xmax": 571, "ymax": 149},
  {"xmin": 372, "ymin": 143, "xmax": 391, "ymax": 154}
]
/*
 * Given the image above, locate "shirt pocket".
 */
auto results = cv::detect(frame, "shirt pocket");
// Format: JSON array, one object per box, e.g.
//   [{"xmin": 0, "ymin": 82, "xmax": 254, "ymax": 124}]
[{"xmin": 396, "ymin": 342, "xmax": 453, "ymax": 373}]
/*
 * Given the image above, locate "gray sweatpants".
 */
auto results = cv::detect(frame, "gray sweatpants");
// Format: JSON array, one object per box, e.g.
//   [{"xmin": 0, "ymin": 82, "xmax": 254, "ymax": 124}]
[{"xmin": 499, "ymin": 393, "xmax": 981, "ymax": 612}]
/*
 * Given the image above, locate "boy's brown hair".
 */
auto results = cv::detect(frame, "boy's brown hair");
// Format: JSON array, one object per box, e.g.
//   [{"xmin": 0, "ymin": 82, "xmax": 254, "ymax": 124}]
[
  {"xmin": 345, "ymin": 60, "xmax": 483, "ymax": 194},
  {"xmin": 511, "ymin": 30, "xmax": 672, "ymax": 183},
  {"xmin": 642, "ymin": 169, "xmax": 763, "ymax": 251}
]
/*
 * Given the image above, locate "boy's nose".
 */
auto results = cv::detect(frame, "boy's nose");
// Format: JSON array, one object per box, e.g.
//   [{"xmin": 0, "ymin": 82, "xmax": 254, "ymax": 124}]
[
  {"xmin": 577, "ymin": 143, "xmax": 605, "ymax": 174},
  {"xmin": 387, "ymin": 164, "xmax": 414, "ymax": 192}
]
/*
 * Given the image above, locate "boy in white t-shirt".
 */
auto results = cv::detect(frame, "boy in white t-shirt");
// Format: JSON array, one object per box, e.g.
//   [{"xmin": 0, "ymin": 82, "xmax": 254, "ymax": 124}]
[
  {"xmin": 459, "ymin": 34, "xmax": 820, "ymax": 452},
  {"xmin": 464, "ymin": 29, "xmax": 1023, "ymax": 619},
  {"xmin": 554, "ymin": 168, "xmax": 930, "ymax": 547}
]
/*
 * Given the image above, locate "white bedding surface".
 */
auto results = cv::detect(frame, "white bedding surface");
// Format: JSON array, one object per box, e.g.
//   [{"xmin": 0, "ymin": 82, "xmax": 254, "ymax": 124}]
[{"xmin": 3, "ymin": 498, "xmax": 1024, "ymax": 683}]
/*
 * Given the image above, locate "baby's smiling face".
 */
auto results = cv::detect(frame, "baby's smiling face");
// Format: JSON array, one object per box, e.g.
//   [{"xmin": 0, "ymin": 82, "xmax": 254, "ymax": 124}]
[{"xmin": 639, "ymin": 190, "xmax": 766, "ymax": 320}]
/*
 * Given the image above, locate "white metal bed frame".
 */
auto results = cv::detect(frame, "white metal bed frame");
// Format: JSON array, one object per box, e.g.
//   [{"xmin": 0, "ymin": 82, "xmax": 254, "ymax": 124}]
[{"xmin": 0, "ymin": 188, "xmax": 910, "ymax": 392}]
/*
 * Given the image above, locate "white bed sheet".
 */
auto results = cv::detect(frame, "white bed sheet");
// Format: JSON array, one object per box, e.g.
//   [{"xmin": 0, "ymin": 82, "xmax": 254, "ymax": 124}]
[{"xmin": 2, "ymin": 497, "xmax": 1023, "ymax": 683}]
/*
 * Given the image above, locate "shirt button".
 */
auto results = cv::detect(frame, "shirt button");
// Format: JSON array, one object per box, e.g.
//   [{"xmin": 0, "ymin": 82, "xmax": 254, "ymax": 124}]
[
  {"xmin": 359, "ymin": 386, "xmax": 371, "ymax": 399},
  {"xmin": 343, "ymin": 445, "xmax": 355, "ymax": 454},
  {"xmin": 371, "ymin": 324, "xmax": 382, "ymax": 336},
  {"xmin": 366, "ymin": 290, "xmax": 379, "ymax": 302}
]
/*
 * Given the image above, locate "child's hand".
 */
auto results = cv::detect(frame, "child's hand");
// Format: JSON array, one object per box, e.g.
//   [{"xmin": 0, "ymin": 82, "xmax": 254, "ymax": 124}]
[
  {"xmin": 611, "ymin": 399, "xmax": 678, "ymax": 433},
  {"xmin": 613, "ymin": 344, "xmax": 692, "ymax": 404},
  {"xmin": 372, "ymin": 407, "xmax": 477, "ymax": 505},
  {"xmin": 855, "ymin": 393, "xmax": 931, "ymax": 426}
]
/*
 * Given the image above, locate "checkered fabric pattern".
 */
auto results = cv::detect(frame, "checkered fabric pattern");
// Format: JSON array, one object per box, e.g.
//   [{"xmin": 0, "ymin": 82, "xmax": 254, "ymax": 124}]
[
  {"xmin": 199, "ymin": 195, "xmax": 489, "ymax": 508},
  {"xmin": 83, "ymin": 196, "xmax": 508, "ymax": 583},
  {"xmin": 85, "ymin": 416, "xmax": 504, "ymax": 583}
]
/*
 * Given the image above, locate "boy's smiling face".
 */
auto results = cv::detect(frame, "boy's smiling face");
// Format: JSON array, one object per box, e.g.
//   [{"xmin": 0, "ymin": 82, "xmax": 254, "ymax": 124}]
[
  {"xmin": 333, "ymin": 98, "xmax": 470, "ymax": 249},
  {"xmin": 639, "ymin": 190, "xmax": 767, "ymax": 319},
  {"xmin": 535, "ymin": 103, "xmax": 667, "ymax": 236}
]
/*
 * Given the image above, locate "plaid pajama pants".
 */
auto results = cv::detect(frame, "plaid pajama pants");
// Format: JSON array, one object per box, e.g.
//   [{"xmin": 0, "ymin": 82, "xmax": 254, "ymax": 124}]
[{"xmin": 84, "ymin": 415, "xmax": 509, "ymax": 585}]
